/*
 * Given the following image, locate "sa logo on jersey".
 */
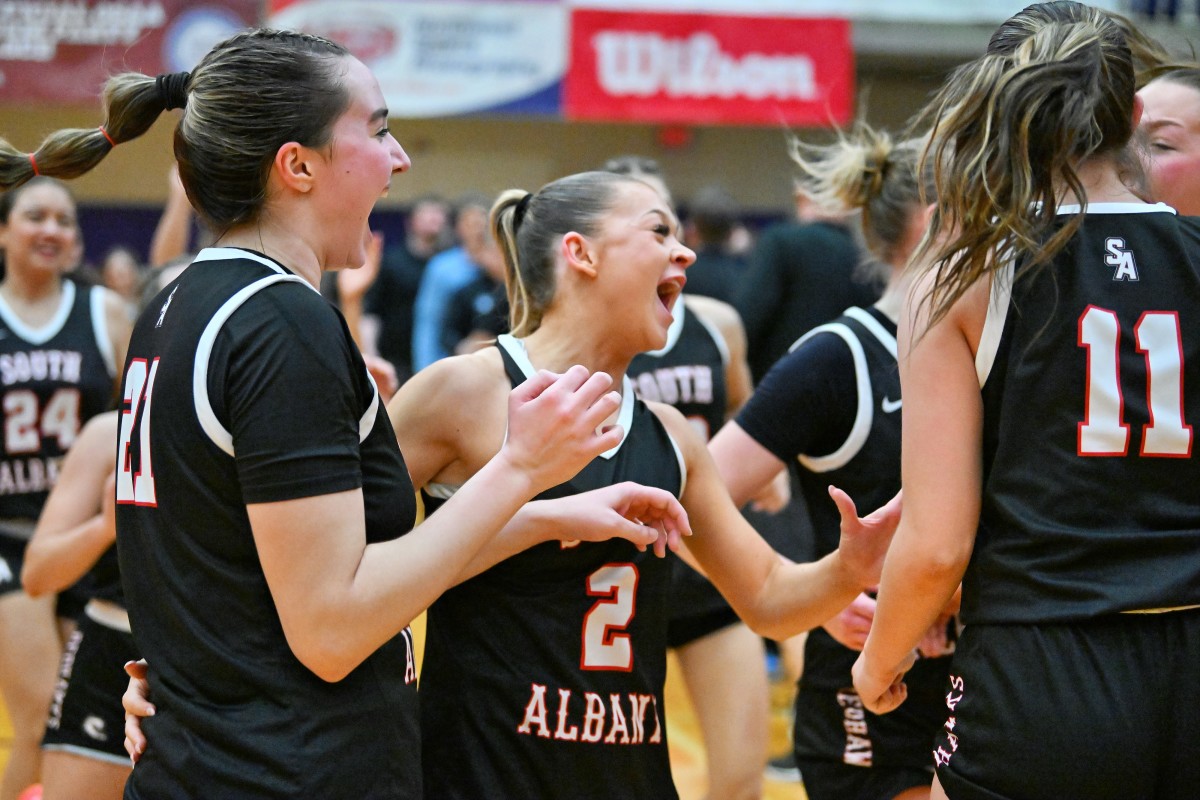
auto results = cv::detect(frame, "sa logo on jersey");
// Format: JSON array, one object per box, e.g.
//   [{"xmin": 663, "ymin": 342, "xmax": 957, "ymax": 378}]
[{"xmin": 1105, "ymin": 237, "xmax": 1139, "ymax": 282}]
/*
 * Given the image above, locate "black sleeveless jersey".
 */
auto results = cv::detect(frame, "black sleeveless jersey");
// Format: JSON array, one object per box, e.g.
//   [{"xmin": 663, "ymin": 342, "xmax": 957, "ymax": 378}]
[
  {"xmin": 628, "ymin": 299, "xmax": 732, "ymax": 622},
  {"xmin": 420, "ymin": 334, "xmax": 685, "ymax": 800},
  {"xmin": 116, "ymin": 248, "xmax": 419, "ymax": 800},
  {"xmin": 628, "ymin": 299, "xmax": 729, "ymax": 439},
  {"xmin": 738, "ymin": 307, "xmax": 949, "ymax": 688},
  {"xmin": 0, "ymin": 279, "xmax": 115, "ymax": 526},
  {"xmin": 970, "ymin": 203, "xmax": 1200, "ymax": 623}
]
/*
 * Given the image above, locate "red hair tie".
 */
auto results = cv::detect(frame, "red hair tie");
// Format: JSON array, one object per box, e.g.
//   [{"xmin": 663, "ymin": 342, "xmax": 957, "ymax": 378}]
[
  {"xmin": 99, "ymin": 126, "xmax": 116, "ymax": 147},
  {"xmin": 28, "ymin": 153, "xmax": 39, "ymax": 175}
]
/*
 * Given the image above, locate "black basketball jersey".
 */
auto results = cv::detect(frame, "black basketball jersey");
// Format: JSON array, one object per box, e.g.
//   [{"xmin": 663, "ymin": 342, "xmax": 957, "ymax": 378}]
[
  {"xmin": 628, "ymin": 298, "xmax": 732, "ymax": 624},
  {"xmin": 116, "ymin": 248, "xmax": 419, "ymax": 800},
  {"xmin": 740, "ymin": 307, "xmax": 907, "ymax": 688},
  {"xmin": 970, "ymin": 203, "xmax": 1200, "ymax": 623},
  {"xmin": 628, "ymin": 298, "xmax": 729, "ymax": 439},
  {"xmin": 0, "ymin": 279, "xmax": 115, "ymax": 525},
  {"xmin": 737, "ymin": 305, "xmax": 950, "ymax": 768},
  {"xmin": 419, "ymin": 334, "xmax": 685, "ymax": 800}
]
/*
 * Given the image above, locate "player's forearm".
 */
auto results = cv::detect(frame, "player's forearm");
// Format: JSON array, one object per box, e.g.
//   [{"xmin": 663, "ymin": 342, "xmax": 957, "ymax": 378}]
[
  {"xmin": 861, "ymin": 520, "xmax": 968, "ymax": 675},
  {"xmin": 742, "ymin": 551, "xmax": 864, "ymax": 641},
  {"xmin": 290, "ymin": 456, "xmax": 536, "ymax": 681},
  {"xmin": 22, "ymin": 514, "xmax": 111, "ymax": 596}
]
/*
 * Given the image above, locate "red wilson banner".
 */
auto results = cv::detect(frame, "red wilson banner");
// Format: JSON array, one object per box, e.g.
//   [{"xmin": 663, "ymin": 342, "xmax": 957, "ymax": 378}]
[{"xmin": 564, "ymin": 9, "xmax": 852, "ymax": 127}]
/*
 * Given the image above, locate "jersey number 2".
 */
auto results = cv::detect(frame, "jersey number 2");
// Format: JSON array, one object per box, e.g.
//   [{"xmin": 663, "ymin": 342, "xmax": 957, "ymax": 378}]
[
  {"xmin": 581, "ymin": 564, "xmax": 638, "ymax": 671},
  {"xmin": 116, "ymin": 358, "xmax": 159, "ymax": 505},
  {"xmin": 1078, "ymin": 306, "xmax": 1192, "ymax": 457}
]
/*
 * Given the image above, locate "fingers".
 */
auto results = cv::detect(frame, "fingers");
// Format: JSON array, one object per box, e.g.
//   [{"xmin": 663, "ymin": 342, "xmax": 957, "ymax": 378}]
[
  {"xmin": 123, "ymin": 660, "xmax": 153, "ymax": 764},
  {"xmin": 868, "ymin": 681, "xmax": 909, "ymax": 715},
  {"xmin": 828, "ymin": 484, "xmax": 859, "ymax": 525}
]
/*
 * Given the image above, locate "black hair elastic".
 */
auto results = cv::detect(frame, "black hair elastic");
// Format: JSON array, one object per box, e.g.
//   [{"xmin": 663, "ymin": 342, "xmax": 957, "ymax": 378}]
[
  {"xmin": 514, "ymin": 192, "xmax": 533, "ymax": 227},
  {"xmin": 156, "ymin": 72, "xmax": 191, "ymax": 111}
]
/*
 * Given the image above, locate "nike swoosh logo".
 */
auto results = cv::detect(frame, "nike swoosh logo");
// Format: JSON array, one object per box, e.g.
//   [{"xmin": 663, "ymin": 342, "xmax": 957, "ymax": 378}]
[{"xmin": 882, "ymin": 397, "xmax": 902, "ymax": 413}]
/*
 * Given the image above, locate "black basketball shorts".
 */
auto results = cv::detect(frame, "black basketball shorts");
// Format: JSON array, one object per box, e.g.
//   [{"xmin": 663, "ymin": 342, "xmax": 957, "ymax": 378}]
[
  {"xmin": 933, "ymin": 610, "xmax": 1200, "ymax": 800},
  {"xmin": 42, "ymin": 601, "xmax": 139, "ymax": 765}
]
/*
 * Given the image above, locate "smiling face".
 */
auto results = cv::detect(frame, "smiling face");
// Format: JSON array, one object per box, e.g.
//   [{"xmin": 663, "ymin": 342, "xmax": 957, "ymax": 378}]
[
  {"xmin": 0, "ymin": 181, "xmax": 79, "ymax": 281},
  {"xmin": 1138, "ymin": 78, "xmax": 1200, "ymax": 214},
  {"xmin": 590, "ymin": 180, "xmax": 694, "ymax": 351},
  {"xmin": 315, "ymin": 56, "xmax": 410, "ymax": 269}
]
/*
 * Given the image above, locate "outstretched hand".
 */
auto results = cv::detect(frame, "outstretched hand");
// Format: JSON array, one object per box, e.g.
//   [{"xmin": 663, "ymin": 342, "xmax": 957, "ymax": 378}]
[
  {"xmin": 338, "ymin": 231, "xmax": 383, "ymax": 302},
  {"xmin": 123, "ymin": 659, "xmax": 153, "ymax": 764},
  {"xmin": 829, "ymin": 486, "xmax": 901, "ymax": 589},
  {"xmin": 551, "ymin": 482, "xmax": 691, "ymax": 557},
  {"xmin": 501, "ymin": 366, "xmax": 625, "ymax": 494}
]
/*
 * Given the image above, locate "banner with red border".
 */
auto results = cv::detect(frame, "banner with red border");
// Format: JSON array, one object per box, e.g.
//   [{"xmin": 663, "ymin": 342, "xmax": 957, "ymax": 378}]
[{"xmin": 564, "ymin": 9, "xmax": 852, "ymax": 127}]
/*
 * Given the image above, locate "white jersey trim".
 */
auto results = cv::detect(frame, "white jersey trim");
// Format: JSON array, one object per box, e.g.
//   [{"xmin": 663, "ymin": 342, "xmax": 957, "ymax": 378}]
[
  {"xmin": 667, "ymin": 430, "xmax": 688, "ymax": 498},
  {"xmin": 794, "ymin": 322, "xmax": 874, "ymax": 474},
  {"xmin": 89, "ymin": 286, "xmax": 117, "ymax": 377},
  {"xmin": 691, "ymin": 305, "xmax": 731, "ymax": 368},
  {"xmin": 189, "ymin": 247, "xmax": 320, "ymax": 294},
  {"xmin": 976, "ymin": 257, "xmax": 1014, "ymax": 388},
  {"xmin": 425, "ymin": 482, "xmax": 459, "ymax": 500},
  {"xmin": 193, "ymin": 273, "xmax": 313, "ymax": 457},
  {"xmin": 497, "ymin": 333, "xmax": 635, "ymax": 460},
  {"xmin": 844, "ymin": 306, "xmax": 897, "ymax": 357},
  {"xmin": 360, "ymin": 368, "xmax": 380, "ymax": 442},
  {"xmin": 643, "ymin": 299, "xmax": 687, "ymax": 357},
  {"xmin": 1055, "ymin": 202, "xmax": 1176, "ymax": 216},
  {"xmin": 0, "ymin": 279, "xmax": 76, "ymax": 345}
]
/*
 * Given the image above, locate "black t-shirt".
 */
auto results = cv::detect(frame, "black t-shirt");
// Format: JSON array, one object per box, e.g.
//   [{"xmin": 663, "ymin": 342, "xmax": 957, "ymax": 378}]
[
  {"xmin": 364, "ymin": 241, "xmax": 430, "ymax": 380},
  {"xmin": 441, "ymin": 272, "xmax": 507, "ymax": 355},
  {"xmin": 117, "ymin": 248, "xmax": 419, "ymax": 799},
  {"xmin": 734, "ymin": 220, "xmax": 877, "ymax": 382}
]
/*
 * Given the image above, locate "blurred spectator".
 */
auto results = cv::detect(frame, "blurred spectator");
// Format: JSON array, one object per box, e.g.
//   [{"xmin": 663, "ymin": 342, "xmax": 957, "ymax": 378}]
[
  {"xmin": 148, "ymin": 165, "xmax": 208, "ymax": 267},
  {"xmin": 411, "ymin": 192, "xmax": 491, "ymax": 371},
  {"xmin": 361, "ymin": 194, "xmax": 449, "ymax": 382},
  {"xmin": 99, "ymin": 245, "xmax": 144, "ymax": 318},
  {"xmin": 681, "ymin": 184, "xmax": 746, "ymax": 303},
  {"xmin": 444, "ymin": 227, "xmax": 508, "ymax": 356},
  {"xmin": 1131, "ymin": 0, "xmax": 1185, "ymax": 20},
  {"xmin": 735, "ymin": 187, "xmax": 877, "ymax": 383},
  {"xmin": 600, "ymin": 154, "xmax": 672, "ymax": 201}
]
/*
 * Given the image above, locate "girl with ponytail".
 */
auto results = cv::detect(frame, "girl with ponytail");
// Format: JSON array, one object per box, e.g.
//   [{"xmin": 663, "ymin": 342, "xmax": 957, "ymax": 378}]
[
  {"xmin": 852, "ymin": 4, "xmax": 1200, "ymax": 798},
  {"xmin": 0, "ymin": 174, "xmax": 130, "ymax": 800},
  {"xmin": 12, "ymin": 27, "xmax": 688, "ymax": 799},
  {"xmin": 710, "ymin": 123, "xmax": 949, "ymax": 800},
  {"xmin": 382, "ymin": 170, "xmax": 897, "ymax": 798}
]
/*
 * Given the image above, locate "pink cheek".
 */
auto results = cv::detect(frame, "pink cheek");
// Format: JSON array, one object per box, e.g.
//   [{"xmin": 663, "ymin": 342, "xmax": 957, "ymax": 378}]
[{"xmin": 1152, "ymin": 157, "xmax": 1200, "ymax": 210}]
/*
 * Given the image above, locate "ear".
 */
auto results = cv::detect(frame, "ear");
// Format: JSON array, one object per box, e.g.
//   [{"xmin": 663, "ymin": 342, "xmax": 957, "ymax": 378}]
[
  {"xmin": 560, "ymin": 231, "xmax": 598, "ymax": 279},
  {"xmin": 271, "ymin": 141, "xmax": 318, "ymax": 195},
  {"xmin": 1132, "ymin": 93, "xmax": 1144, "ymax": 131}
]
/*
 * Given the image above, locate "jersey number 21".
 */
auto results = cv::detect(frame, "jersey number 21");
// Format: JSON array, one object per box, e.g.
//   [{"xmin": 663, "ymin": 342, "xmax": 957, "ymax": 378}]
[{"xmin": 116, "ymin": 357, "xmax": 159, "ymax": 505}]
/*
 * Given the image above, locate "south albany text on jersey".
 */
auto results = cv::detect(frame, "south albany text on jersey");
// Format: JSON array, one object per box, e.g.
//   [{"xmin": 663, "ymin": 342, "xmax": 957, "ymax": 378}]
[{"xmin": 517, "ymin": 683, "xmax": 664, "ymax": 746}]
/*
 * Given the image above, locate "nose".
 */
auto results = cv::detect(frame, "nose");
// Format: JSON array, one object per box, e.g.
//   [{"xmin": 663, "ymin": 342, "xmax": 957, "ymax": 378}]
[
  {"xmin": 391, "ymin": 137, "xmax": 411, "ymax": 174},
  {"xmin": 38, "ymin": 218, "xmax": 71, "ymax": 238},
  {"xmin": 673, "ymin": 242, "xmax": 696, "ymax": 269}
]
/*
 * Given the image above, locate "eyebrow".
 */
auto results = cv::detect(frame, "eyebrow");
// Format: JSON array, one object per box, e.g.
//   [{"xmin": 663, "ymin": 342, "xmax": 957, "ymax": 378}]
[
  {"xmin": 644, "ymin": 207, "xmax": 678, "ymax": 225},
  {"xmin": 370, "ymin": 108, "xmax": 389, "ymax": 124},
  {"xmin": 1143, "ymin": 118, "xmax": 1182, "ymax": 133}
]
